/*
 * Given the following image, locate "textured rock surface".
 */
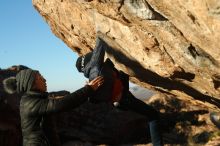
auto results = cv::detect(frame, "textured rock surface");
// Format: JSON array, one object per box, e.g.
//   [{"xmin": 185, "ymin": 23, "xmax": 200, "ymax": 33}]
[
  {"xmin": 33, "ymin": 0, "xmax": 220, "ymax": 110},
  {"xmin": 146, "ymin": 94, "xmax": 220, "ymax": 146}
]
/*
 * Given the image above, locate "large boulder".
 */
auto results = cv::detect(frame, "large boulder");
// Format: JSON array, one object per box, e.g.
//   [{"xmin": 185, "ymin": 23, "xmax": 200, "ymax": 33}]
[{"xmin": 32, "ymin": 0, "xmax": 220, "ymax": 110}]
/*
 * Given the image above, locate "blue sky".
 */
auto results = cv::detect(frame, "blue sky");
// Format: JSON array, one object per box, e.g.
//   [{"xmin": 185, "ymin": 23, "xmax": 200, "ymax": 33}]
[{"xmin": 0, "ymin": 0, "xmax": 86, "ymax": 92}]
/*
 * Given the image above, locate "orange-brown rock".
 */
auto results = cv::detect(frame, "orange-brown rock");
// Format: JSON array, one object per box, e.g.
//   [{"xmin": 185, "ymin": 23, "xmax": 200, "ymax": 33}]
[{"xmin": 33, "ymin": 0, "xmax": 220, "ymax": 110}]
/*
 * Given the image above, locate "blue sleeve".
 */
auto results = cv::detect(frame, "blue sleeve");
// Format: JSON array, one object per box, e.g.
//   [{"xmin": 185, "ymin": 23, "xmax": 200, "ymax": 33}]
[{"xmin": 84, "ymin": 37, "xmax": 107, "ymax": 79}]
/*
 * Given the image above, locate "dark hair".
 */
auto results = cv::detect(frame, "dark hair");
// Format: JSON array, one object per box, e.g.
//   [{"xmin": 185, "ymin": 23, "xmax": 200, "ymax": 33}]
[{"xmin": 76, "ymin": 55, "xmax": 83, "ymax": 72}]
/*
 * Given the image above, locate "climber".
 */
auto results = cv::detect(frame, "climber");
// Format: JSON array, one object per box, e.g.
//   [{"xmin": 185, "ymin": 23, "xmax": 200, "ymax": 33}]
[
  {"xmin": 3, "ymin": 69, "xmax": 104, "ymax": 146},
  {"xmin": 75, "ymin": 37, "xmax": 163, "ymax": 146}
]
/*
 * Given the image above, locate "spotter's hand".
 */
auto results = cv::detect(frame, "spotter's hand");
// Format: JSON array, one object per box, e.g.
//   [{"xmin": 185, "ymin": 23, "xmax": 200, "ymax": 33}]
[{"xmin": 87, "ymin": 76, "xmax": 104, "ymax": 91}]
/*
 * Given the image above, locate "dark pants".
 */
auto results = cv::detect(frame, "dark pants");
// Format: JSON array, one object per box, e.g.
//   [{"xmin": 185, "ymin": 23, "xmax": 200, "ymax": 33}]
[{"xmin": 119, "ymin": 91, "xmax": 163, "ymax": 146}]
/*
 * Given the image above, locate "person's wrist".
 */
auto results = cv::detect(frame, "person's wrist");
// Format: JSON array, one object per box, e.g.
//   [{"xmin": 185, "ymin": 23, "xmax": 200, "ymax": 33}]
[{"xmin": 85, "ymin": 84, "xmax": 95, "ymax": 93}]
